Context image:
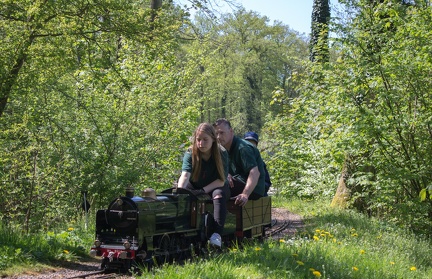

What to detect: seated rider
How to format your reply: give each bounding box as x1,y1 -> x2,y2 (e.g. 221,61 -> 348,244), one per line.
244,131 -> 272,196
213,118 -> 266,207
177,123 -> 229,248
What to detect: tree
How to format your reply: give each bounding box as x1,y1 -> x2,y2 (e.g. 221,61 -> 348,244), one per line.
278,0 -> 432,233
0,0 -> 169,118
185,8 -> 308,132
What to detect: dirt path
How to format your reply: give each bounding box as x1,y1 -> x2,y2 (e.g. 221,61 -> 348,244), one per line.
270,207 -> 305,237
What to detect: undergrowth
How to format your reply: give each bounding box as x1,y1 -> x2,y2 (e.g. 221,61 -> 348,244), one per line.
0,218 -> 93,276
1,197 -> 431,278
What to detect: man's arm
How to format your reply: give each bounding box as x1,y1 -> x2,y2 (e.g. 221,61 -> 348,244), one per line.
234,166 -> 260,206
243,166 -> 260,197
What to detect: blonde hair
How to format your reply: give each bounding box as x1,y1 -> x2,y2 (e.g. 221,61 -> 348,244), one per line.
191,123 -> 225,183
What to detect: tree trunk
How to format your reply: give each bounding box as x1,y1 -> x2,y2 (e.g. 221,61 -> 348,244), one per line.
150,0 -> 163,23
310,0 -> 330,62
330,155 -> 351,208
0,35 -> 34,118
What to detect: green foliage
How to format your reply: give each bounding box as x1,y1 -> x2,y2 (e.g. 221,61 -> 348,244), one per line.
0,0 -> 310,233
1,0 -> 431,244
184,8 -> 309,132
331,1 -> 432,233
263,62 -> 343,199
0,0 -> 200,232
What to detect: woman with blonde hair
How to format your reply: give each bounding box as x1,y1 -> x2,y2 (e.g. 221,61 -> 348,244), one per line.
177,123 -> 229,248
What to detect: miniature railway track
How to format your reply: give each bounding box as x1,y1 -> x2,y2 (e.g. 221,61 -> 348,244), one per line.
65,270 -> 118,279
265,219 -> 290,237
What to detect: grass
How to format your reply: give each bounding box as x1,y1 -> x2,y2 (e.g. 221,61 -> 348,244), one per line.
0,219 -> 93,277
139,196 -> 432,279
1,197 -> 431,278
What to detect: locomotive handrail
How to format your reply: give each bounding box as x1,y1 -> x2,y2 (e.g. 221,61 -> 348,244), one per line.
160,187 -> 206,201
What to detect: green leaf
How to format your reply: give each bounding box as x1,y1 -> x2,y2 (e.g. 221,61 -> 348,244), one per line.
419,188 -> 427,202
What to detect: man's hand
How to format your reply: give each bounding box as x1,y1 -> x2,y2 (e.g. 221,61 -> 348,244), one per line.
234,193 -> 248,207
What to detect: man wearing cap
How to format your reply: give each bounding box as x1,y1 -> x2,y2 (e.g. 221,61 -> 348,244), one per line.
244,131 -> 272,196
213,118 -> 266,206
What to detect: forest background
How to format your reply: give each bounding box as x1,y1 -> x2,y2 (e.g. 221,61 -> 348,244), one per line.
1,0 -> 431,238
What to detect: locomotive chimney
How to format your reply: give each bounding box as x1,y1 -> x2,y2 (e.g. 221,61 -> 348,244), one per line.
125,187 -> 134,198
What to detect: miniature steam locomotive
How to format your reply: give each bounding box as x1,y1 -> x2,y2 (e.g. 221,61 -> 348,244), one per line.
89,187 -> 271,271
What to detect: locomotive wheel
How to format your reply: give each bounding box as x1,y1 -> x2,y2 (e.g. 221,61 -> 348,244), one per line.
169,235 -> 182,260
156,234 -> 171,265
176,236 -> 193,261
101,257 -> 109,269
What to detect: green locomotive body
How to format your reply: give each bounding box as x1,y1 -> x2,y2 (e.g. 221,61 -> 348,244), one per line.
90,187 -> 271,271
